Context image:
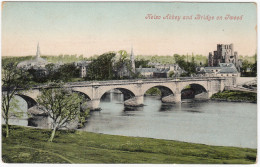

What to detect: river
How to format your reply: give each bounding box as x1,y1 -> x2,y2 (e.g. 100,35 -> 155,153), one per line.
5,93 -> 257,148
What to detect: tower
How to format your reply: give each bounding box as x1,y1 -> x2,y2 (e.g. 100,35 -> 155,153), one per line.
208,52 -> 213,66
130,46 -> 135,73
36,42 -> 41,59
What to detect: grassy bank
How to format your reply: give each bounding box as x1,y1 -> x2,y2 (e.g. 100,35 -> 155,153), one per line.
2,125 -> 257,164
211,90 -> 257,103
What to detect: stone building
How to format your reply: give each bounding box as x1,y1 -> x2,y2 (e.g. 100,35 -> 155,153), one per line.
135,68 -> 158,78
74,61 -> 92,78
136,64 -> 185,78
208,44 -> 242,71
197,63 -> 239,77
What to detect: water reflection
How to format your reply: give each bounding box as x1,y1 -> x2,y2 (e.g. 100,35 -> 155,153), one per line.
159,104 -> 175,112
83,92 -> 257,149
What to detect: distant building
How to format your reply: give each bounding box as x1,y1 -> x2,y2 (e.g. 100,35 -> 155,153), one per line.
208,44 -> 242,71
197,63 -> 239,77
17,43 -> 49,76
74,61 -> 92,78
168,64 -> 186,77
153,68 -> 169,78
136,64 -> 185,78
17,43 -> 49,70
135,68 -> 158,78
145,63 -> 186,77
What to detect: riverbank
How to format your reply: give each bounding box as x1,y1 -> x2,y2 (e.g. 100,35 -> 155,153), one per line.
2,125 -> 256,164
211,90 -> 257,103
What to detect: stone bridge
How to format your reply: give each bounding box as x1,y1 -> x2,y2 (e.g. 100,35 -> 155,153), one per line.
15,77 -> 236,111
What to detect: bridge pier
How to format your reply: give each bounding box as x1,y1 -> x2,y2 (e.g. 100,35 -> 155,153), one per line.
161,93 -> 181,103
88,99 -> 101,111
173,93 -> 181,103
124,95 -> 144,107
207,91 -> 213,99
161,94 -> 175,103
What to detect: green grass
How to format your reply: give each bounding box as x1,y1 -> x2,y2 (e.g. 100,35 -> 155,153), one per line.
2,125 -> 257,164
211,90 -> 257,103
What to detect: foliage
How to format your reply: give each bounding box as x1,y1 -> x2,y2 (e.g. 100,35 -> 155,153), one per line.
37,87 -> 83,142
42,54 -> 84,64
239,55 -> 257,64
2,56 -> 33,66
27,63 -> 80,83
78,102 -> 90,128
113,50 -> 134,79
2,62 -> 32,137
2,125 -> 257,164
85,52 -> 116,80
135,54 -> 208,65
211,91 -> 257,103
145,87 -> 161,96
174,54 -> 196,76
57,63 -> 80,81
168,71 -> 175,78
135,58 -> 153,68
240,57 -> 257,77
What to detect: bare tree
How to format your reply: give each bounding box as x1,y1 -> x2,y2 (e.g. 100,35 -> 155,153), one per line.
2,62 -> 31,137
37,88 -> 83,142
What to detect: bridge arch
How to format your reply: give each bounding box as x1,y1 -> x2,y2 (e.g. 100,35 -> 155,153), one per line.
142,84 -> 177,103
99,87 -> 136,101
71,90 -> 91,100
15,94 -> 37,109
180,83 -> 208,99
71,87 -> 93,101
143,85 -> 175,97
180,81 -> 208,92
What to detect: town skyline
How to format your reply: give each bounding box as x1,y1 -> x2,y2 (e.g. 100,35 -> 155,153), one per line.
2,2 -> 257,57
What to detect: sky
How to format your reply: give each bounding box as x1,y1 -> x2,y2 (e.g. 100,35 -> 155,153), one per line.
1,2 -> 257,57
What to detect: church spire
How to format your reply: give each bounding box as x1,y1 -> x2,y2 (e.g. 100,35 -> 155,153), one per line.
130,46 -> 135,73
36,42 -> 40,59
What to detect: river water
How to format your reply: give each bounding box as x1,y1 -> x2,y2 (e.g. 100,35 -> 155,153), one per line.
6,93 -> 257,148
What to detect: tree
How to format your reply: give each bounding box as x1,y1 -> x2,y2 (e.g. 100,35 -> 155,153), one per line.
168,71 -> 175,78
58,63 -> 80,81
85,52 -> 116,80
2,62 -> 31,137
251,54 -> 257,77
135,59 -> 151,68
37,87 -> 83,142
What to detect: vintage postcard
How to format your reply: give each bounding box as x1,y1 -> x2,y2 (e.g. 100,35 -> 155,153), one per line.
1,0 -> 258,165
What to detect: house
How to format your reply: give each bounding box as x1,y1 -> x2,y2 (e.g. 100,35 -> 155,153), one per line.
136,64 -> 186,78
74,61 -> 92,78
197,63 -> 239,77
135,68 -> 158,78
